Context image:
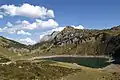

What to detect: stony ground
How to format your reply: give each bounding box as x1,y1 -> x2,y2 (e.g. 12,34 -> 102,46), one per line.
61,65 -> 120,80
0,60 -> 81,80
0,58 -> 120,80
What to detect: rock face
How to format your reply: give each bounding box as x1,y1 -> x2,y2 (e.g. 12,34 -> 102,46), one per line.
40,31 -> 59,42
40,35 -> 53,42
105,34 -> 120,58
53,26 -> 95,45
35,26 -> 120,58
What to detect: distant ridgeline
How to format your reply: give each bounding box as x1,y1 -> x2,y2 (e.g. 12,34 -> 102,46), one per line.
1,25 -> 120,59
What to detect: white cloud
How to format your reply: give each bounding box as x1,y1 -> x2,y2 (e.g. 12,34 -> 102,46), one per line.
0,19 -> 59,34
0,22 -> 15,33
40,35 -> 52,42
4,37 -> 36,45
39,31 -> 51,40
19,38 -> 36,45
39,27 -> 64,40
71,25 -> 84,29
36,19 -> 59,28
17,30 -> 31,36
0,3 -> 54,19
0,26 -> 19,34
51,27 -> 65,32
22,20 -> 37,30
22,20 -> 29,24
23,19 -> 59,30
0,15 -> 3,19
49,25 -> 84,33
47,10 -> 54,18
0,28 -> 2,32
6,22 -> 13,27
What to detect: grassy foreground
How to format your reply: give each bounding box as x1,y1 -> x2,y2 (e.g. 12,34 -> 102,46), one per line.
0,59 -> 120,80
0,60 -> 81,80
61,66 -> 120,80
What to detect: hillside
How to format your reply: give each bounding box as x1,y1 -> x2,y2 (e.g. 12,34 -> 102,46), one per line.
0,36 -> 27,48
0,25 -> 120,60
30,26 -> 120,60
0,36 -> 30,59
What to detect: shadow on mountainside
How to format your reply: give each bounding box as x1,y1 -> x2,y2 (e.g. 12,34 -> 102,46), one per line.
105,34 -> 120,64
112,47 -> 120,64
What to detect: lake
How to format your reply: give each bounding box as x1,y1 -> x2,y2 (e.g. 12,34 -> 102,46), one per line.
40,57 -> 110,68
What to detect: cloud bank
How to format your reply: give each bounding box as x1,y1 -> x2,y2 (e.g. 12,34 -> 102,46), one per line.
23,19 -> 59,30
0,3 -> 54,19
0,19 -> 59,34
19,38 -> 36,45
17,30 -> 31,36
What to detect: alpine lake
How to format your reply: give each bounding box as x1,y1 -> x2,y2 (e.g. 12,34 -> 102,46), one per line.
37,56 -> 111,68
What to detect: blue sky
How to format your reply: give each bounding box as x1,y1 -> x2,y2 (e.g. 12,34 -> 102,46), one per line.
0,0 -> 120,44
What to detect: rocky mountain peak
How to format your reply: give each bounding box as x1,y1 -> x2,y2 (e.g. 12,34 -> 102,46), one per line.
111,25 -> 120,30
61,26 -> 78,34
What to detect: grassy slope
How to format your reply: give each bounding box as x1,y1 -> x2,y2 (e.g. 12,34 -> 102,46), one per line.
0,60 -> 119,80
0,36 -> 27,48
30,42 -> 99,56
0,46 -> 18,58
62,66 -> 120,80
0,60 -> 81,80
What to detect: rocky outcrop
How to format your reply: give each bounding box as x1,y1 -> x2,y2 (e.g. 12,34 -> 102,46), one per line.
53,26 -> 96,45
40,31 -> 59,42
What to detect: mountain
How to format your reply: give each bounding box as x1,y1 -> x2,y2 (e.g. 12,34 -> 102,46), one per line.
0,36 -> 30,58
111,25 -> 120,30
0,36 -> 27,48
1,26 -> 120,60
30,26 -> 120,60
31,31 -> 60,52
40,31 -> 59,42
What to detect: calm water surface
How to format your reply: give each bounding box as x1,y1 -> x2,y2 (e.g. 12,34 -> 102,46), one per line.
42,57 -> 110,68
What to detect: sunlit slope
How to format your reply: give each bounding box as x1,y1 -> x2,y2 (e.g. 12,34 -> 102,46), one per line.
0,46 -> 18,58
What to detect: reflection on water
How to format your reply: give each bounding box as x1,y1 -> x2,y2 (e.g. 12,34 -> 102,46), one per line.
42,57 -> 110,68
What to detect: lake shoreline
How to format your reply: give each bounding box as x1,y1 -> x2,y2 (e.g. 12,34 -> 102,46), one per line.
32,55 -> 110,68
31,55 -> 109,60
